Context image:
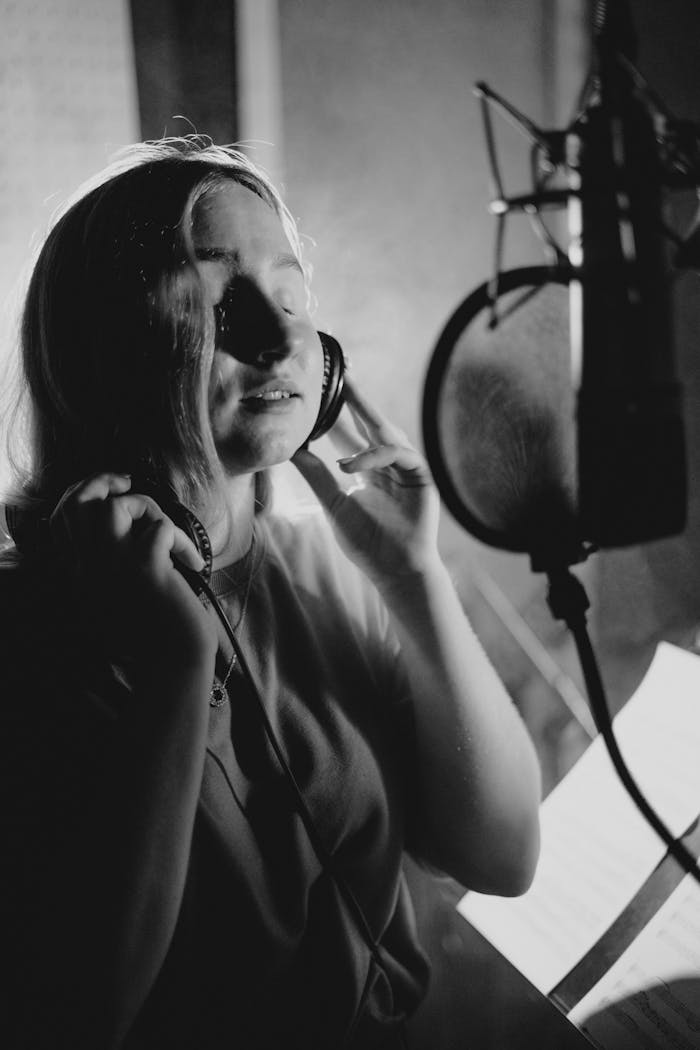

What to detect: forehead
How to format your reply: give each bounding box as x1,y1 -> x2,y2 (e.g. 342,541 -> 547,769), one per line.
192,180 -> 292,260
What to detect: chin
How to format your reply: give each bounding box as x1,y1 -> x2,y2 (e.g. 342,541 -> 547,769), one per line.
215,425 -> 312,474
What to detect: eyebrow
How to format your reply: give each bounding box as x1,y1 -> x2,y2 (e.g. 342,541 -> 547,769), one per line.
194,247 -> 304,277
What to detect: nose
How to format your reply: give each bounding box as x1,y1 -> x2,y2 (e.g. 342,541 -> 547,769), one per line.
214,277 -> 299,366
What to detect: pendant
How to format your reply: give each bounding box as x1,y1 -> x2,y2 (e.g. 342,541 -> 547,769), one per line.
209,683 -> 228,708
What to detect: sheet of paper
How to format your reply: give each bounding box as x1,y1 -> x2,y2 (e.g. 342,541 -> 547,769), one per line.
457,643 -> 700,994
568,874 -> 700,1049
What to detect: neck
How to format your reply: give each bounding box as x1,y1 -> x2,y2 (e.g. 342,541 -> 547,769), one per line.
205,473 -> 258,568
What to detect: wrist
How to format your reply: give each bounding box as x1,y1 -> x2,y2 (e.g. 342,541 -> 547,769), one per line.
372,556 -> 449,604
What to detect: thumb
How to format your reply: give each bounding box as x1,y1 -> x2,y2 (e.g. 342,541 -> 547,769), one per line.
292,448 -> 346,515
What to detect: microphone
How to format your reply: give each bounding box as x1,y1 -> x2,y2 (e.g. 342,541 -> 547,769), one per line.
422,0 -> 700,565
570,7 -> 686,546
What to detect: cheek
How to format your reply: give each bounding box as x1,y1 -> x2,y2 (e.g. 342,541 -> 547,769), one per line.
206,358 -> 225,410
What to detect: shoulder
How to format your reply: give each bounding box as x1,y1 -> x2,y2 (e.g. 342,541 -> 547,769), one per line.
261,507 -> 340,572
261,509 -> 382,613
257,508 -> 404,677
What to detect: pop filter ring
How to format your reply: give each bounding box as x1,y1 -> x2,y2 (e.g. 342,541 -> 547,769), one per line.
422,264 -> 572,555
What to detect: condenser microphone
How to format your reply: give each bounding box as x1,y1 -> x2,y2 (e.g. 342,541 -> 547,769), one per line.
422,0 -> 696,565
571,15 -> 686,547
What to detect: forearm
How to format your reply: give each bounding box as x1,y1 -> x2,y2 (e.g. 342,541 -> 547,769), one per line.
33,654 -> 213,1048
376,560 -> 541,894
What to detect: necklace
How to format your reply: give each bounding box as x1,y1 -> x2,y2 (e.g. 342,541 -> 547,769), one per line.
209,531 -> 256,708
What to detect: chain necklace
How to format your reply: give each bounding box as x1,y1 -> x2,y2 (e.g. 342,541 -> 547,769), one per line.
209,530 -> 257,708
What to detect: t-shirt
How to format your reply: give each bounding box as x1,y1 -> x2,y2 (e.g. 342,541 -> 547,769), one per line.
1,510 -> 430,1049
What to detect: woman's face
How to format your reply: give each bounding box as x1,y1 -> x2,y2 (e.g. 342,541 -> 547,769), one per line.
192,180 -> 323,475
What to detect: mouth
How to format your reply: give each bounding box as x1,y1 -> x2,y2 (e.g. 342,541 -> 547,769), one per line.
240,383 -> 302,412
244,389 -> 298,402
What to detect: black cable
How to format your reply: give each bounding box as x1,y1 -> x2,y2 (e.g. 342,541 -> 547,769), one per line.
198,572 -> 413,1048
172,564 -> 416,1043
199,575 -> 388,962
546,567 -> 700,889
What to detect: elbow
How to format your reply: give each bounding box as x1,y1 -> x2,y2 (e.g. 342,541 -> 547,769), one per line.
491,822 -> 540,896
489,756 -> 542,896
411,756 -> 543,893
452,806 -> 541,897
481,807 -> 541,897
417,811 -> 541,895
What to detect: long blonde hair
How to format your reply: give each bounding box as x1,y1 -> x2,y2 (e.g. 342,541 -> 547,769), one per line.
8,136 -> 307,541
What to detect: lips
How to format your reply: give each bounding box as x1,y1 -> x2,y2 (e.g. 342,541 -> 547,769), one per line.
240,380 -> 301,404
244,389 -> 297,402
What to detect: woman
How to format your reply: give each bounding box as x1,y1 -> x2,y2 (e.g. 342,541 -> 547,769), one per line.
1,137 -> 541,1049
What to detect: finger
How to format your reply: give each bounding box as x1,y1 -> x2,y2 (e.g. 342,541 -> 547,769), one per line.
326,407 -> 367,458
342,377 -> 384,429
133,516 -> 176,569
343,378 -> 400,444
133,516 -> 204,574
50,473 -> 133,562
110,495 -> 205,571
292,448 -> 347,515
71,473 -> 133,504
169,527 -> 207,572
52,472 -> 131,532
337,444 -> 428,477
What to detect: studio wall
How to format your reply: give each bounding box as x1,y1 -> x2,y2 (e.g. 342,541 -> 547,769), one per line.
0,0 -> 138,493
278,0 -> 594,790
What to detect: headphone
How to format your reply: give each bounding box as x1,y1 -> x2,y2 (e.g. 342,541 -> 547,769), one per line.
214,288 -> 346,445
309,331 -> 346,443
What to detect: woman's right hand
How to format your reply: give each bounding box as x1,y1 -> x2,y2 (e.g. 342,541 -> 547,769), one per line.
49,472 -> 216,669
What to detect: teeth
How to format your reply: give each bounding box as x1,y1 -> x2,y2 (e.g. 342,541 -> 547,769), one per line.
255,390 -> 292,400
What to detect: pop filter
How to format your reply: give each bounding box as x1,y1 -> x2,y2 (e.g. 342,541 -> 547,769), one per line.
422,266 -> 586,572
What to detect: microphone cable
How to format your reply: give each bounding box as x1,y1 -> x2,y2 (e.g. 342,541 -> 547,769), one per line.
178,562 -> 412,1050
545,566 -> 700,890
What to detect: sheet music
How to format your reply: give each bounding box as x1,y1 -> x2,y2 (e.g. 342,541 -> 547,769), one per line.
457,643 -> 700,994
568,874 -> 700,1049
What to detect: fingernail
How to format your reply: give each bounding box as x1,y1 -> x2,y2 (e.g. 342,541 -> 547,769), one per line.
337,455 -> 356,466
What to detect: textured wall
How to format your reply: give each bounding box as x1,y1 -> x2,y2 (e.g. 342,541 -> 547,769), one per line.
277,0 -> 594,795
129,0 -> 238,143
0,0 -> 139,494
278,0 -> 550,443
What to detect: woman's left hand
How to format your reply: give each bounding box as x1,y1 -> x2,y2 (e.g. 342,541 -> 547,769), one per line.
292,378 -> 441,586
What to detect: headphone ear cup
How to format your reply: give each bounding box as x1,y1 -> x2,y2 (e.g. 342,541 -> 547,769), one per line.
307,331 -> 346,443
